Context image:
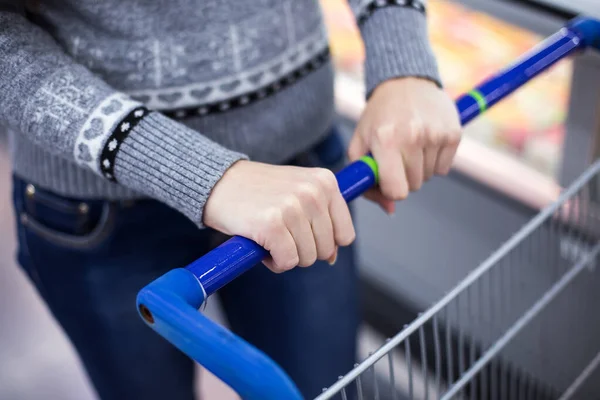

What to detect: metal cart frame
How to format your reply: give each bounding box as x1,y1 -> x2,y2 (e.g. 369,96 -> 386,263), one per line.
317,158 -> 600,399
136,17 -> 600,400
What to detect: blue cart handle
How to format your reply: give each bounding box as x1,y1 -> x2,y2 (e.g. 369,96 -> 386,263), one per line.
137,17 -> 600,400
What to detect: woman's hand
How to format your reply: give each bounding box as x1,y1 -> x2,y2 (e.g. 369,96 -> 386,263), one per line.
203,160 -> 356,273
349,77 -> 462,214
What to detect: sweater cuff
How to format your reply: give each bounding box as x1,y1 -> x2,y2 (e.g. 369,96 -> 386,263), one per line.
359,6 -> 441,97
113,112 -> 247,225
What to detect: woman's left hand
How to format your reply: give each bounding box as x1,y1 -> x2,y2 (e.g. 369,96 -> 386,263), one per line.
348,77 -> 462,215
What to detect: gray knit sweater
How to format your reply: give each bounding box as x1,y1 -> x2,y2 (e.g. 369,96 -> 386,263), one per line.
1,0 -> 440,225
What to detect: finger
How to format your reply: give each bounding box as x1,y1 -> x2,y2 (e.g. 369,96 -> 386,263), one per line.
401,146 -> 424,192
424,146 -> 438,181
310,210 -> 336,261
363,188 -> 396,215
285,210 -> 318,267
329,190 -> 356,246
435,142 -> 459,175
313,168 -> 355,248
371,125 -> 409,201
262,226 -> 298,273
348,132 -> 368,162
262,258 -> 277,272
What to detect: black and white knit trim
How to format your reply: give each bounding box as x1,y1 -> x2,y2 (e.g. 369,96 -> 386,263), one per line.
99,106 -> 149,181
163,48 -> 330,120
74,93 -> 143,176
356,0 -> 426,25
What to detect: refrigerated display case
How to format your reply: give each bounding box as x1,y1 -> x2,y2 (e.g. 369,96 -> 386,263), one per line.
325,0 -> 572,179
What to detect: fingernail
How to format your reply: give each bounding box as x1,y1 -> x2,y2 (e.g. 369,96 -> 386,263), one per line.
328,250 -> 338,266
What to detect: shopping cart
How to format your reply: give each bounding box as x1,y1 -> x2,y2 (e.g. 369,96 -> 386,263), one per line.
137,17 -> 600,400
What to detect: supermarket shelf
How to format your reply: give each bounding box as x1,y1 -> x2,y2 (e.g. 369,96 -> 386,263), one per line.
334,72 -> 562,210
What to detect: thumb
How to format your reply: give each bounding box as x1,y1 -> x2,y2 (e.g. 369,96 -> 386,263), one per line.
348,133 -> 368,162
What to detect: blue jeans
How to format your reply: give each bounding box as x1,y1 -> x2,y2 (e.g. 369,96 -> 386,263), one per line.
11,134 -> 359,400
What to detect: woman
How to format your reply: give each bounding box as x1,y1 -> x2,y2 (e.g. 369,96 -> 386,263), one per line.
1,0 -> 461,398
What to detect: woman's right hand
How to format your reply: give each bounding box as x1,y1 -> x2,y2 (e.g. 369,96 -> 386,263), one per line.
203,160 -> 356,273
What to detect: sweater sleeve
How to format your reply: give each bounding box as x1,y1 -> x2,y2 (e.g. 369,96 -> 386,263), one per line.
0,5 -> 246,224
345,0 -> 441,97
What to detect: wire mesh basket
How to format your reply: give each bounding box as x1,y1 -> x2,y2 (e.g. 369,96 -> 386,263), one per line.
317,160 -> 600,400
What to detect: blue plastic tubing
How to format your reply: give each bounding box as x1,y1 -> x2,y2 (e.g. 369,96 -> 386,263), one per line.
136,18 -> 600,400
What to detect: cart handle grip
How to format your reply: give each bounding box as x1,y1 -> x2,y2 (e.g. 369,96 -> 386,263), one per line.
137,17 -> 600,400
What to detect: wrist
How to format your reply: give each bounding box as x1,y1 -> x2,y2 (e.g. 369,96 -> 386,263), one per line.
203,159 -> 251,228
378,76 -> 438,89
371,76 -> 440,100
112,112 -> 248,226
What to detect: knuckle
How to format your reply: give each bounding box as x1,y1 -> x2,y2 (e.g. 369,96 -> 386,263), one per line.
255,210 -> 284,245
282,256 -> 299,271
339,231 -> 356,246
405,129 -> 422,146
296,183 -> 322,207
264,209 -> 285,231
314,168 -> 337,190
425,127 -> 442,145
404,120 -> 425,144
281,195 -> 303,218
375,124 -> 396,147
273,254 -> 299,273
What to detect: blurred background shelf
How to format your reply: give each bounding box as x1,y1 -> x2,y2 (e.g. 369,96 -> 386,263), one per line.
323,0 -> 574,182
